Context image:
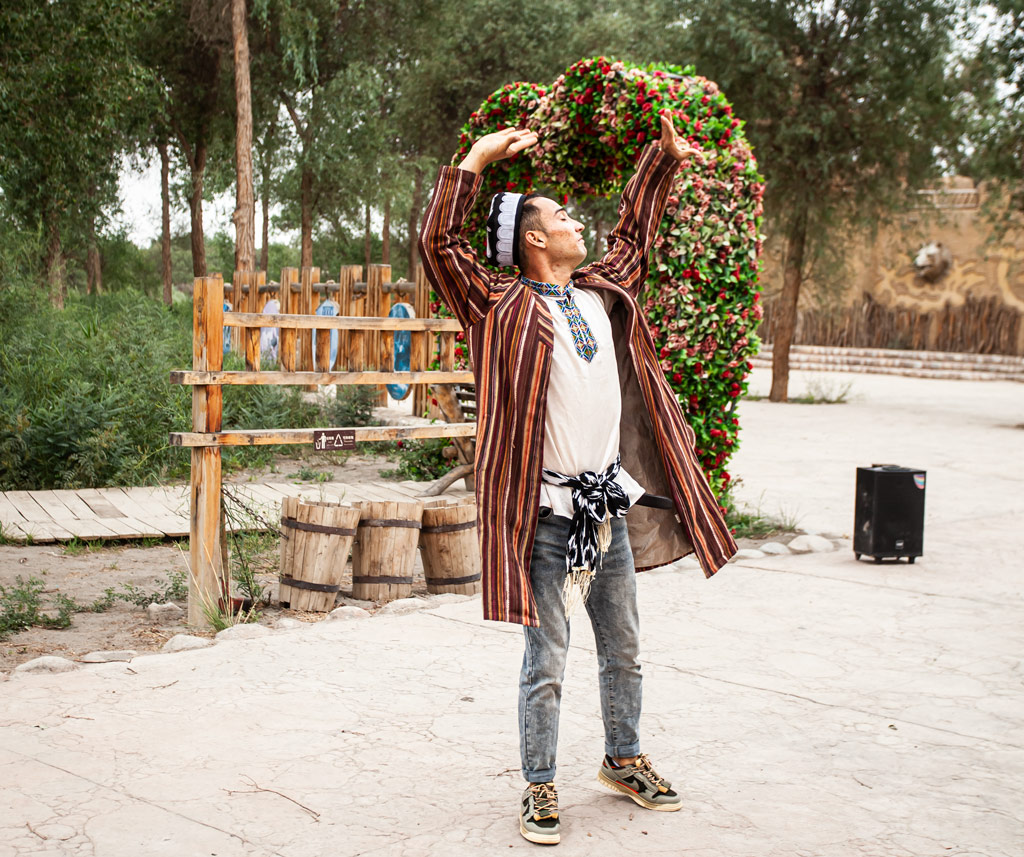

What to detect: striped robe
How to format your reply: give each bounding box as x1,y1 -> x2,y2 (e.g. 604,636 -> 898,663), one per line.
418,143 -> 737,626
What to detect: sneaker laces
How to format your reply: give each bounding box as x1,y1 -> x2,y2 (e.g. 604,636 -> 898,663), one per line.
529,782 -> 558,818
633,754 -> 670,792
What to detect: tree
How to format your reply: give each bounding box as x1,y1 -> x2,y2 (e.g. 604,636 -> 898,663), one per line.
646,0 -> 966,400
141,0 -> 234,278
965,0 -> 1024,233
231,0 -> 256,272
0,0 -> 152,304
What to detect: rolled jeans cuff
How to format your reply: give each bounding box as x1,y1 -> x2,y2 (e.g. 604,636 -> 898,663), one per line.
606,741 -> 641,759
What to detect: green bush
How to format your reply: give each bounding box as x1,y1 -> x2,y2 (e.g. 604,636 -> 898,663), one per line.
0,285 -> 323,490
380,437 -> 459,481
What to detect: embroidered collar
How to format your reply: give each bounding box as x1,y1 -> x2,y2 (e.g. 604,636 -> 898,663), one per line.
521,275 -> 573,299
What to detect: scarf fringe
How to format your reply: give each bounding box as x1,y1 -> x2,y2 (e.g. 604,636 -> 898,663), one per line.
562,566 -> 595,620
562,517 -> 613,620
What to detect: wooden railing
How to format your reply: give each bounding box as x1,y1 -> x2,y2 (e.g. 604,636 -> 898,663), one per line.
170,272 -> 473,627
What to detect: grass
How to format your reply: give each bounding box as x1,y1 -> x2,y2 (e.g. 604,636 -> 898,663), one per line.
724,488 -> 800,540
747,377 -> 853,404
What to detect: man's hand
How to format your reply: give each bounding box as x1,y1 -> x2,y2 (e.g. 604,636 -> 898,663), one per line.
657,113 -> 707,165
457,127 -> 539,175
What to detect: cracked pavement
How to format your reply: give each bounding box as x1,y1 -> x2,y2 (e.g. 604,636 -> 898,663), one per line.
1,368 -> 1022,856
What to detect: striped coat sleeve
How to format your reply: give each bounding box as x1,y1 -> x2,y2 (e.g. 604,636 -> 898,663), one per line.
417,165 -> 495,330
584,144 -> 680,299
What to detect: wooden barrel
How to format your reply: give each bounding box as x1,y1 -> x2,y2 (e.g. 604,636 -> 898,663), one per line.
419,499 -> 482,596
279,498 -> 360,612
351,499 -> 424,602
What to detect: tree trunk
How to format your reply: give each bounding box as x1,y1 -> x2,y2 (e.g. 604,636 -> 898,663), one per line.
86,216 -> 102,295
364,201 -> 371,272
381,196 -> 391,265
231,0 -> 256,273
188,142 -> 208,278
407,167 -> 423,276
769,208 -> 809,402
260,185 -> 270,272
159,142 -> 173,306
43,210 -> 66,308
299,161 -> 313,268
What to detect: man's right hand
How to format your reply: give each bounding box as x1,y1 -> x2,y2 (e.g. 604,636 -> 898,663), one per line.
457,127 -> 538,175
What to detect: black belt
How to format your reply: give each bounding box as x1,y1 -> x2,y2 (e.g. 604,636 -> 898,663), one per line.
635,492 -> 674,510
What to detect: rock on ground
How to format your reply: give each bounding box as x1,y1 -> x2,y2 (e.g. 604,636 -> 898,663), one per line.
787,534 -> 836,554
760,541 -> 791,555
161,634 -> 214,653
147,602 -> 184,623
328,606 -> 371,621
377,598 -> 429,616
214,623 -> 272,642
731,548 -> 767,562
81,650 -> 137,663
13,656 -> 78,674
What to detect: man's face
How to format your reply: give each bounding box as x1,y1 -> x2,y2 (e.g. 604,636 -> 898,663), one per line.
525,197 -> 586,268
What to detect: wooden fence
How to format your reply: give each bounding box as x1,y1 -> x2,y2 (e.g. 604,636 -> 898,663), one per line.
760,293 -> 1024,356
169,266 -> 473,627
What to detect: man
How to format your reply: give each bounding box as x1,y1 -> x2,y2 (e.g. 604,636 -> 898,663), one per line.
418,114 -> 736,845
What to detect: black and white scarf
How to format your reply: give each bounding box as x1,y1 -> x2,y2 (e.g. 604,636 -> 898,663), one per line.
541,454 -> 631,617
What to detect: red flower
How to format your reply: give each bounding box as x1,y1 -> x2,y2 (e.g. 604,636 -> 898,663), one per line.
455,346 -> 464,358
396,440 -> 404,448
672,372 -> 682,383
637,131 -> 646,143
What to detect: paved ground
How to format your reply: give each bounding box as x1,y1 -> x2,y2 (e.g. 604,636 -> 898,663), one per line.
2,368 -> 1022,857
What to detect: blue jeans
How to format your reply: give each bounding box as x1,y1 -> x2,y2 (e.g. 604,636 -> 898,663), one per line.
519,510 -> 642,783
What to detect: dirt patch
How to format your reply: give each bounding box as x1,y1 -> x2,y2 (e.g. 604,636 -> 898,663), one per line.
0,542 -> 197,672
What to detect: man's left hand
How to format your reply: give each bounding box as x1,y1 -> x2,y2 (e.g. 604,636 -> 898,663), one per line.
657,113 -> 707,164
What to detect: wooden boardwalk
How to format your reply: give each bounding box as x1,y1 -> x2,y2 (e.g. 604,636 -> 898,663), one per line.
0,480 -> 471,544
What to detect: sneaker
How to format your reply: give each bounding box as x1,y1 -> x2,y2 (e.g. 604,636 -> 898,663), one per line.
597,754 -> 682,812
520,781 -> 561,845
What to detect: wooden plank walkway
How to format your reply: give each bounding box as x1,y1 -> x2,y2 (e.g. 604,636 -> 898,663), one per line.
0,480 -> 471,544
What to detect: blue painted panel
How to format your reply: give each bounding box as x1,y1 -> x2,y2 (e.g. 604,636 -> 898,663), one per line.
387,302 -> 414,400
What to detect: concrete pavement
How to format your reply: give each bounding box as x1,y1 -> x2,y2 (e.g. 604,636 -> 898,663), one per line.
2,368 -> 1022,857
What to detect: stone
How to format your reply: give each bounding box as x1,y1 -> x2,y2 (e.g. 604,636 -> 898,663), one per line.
787,534 -> 836,554
161,634 -> 214,653
423,593 -> 473,606
730,548 -> 767,562
759,541 -> 792,555
275,617 -> 306,630
335,595 -> 376,611
81,650 -> 137,663
14,656 -> 78,674
214,623 -> 272,641
328,605 -> 371,621
377,598 -> 428,616
147,602 -> 184,623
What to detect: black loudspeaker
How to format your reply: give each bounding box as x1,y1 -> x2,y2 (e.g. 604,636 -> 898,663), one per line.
854,465 -> 926,564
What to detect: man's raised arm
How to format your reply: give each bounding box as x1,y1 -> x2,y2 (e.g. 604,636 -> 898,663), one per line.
586,114 -> 705,299
418,128 -> 538,330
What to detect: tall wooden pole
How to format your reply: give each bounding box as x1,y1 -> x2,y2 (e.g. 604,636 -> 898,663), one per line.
189,276 -> 225,627
231,0 -> 255,273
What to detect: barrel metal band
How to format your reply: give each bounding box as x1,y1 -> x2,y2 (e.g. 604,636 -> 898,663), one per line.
421,520 -> 475,534
281,516 -> 357,537
352,575 -> 414,584
280,575 -> 341,593
425,573 -> 481,586
359,519 -> 421,529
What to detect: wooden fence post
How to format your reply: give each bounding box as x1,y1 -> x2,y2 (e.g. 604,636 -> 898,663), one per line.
300,266 -> 320,390
189,276 -> 226,628
412,265 -> 430,417
367,264 -> 390,405
279,267 -> 298,371
237,269 -> 260,371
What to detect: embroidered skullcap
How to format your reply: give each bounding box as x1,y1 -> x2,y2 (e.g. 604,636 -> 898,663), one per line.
485,192 -> 526,268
